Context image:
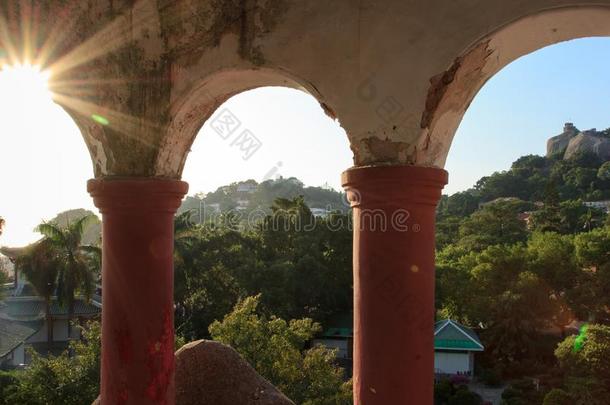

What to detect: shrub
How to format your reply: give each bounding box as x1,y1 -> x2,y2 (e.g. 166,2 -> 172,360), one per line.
0,371 -> 18,405
435,379 -> 453,403
435,379 -> 482,405
2,322 -> 101,405
542,388 -> 572,405
501,378 -> 543,405
209,296 -> 352,405
480,368 -> 502,387
448,387 -> 483,405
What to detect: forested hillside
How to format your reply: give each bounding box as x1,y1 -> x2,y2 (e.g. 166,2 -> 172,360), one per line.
179,177 -> 347,224
436,151 -> 610,249
435,150 -> 610,402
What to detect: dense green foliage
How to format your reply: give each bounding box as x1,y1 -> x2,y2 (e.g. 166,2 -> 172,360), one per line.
210,295 -> 352,405
544,324 -> 610,403
437,222 -> 610,375
501,378 -> 545,405
174,196 -> 352,341
14,215 -> 100,345
434,152 -> 610,405
437,152 -> 610,251
0,322 -> 101,405
434,379 -> 483,405
35,214 -> 100,310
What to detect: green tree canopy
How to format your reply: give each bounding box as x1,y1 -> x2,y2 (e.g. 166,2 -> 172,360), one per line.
2,322 -> 101,405
209,295 -> 352,405
553,324 -> 610,403
457,199 -> 530,251
35,214 -> 100,336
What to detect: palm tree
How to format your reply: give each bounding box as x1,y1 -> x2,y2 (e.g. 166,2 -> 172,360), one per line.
15,239 -> 60,347
36,214 -> 100,337
173,211 -> 197,336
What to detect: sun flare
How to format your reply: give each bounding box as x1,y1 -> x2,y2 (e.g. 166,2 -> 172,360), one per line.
0,63 -> 53,110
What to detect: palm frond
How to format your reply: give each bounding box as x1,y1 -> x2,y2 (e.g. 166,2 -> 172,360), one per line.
69,214 -> 98,245
79,245 -> 101,256
36,222 -> 67,245
15,240 -> 59,298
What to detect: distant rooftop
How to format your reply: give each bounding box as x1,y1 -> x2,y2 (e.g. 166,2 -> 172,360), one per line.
0,318 -> 36,358
434,319 -> 484,352
1,297 -> 100,322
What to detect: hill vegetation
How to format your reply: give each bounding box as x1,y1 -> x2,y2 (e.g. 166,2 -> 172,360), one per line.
179,177 -> 347,225
435,149 -> 610,402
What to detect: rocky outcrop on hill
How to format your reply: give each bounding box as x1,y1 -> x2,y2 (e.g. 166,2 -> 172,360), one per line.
547,122 -> 579,157
547,123 -> 610,160
564,131 -> 610,161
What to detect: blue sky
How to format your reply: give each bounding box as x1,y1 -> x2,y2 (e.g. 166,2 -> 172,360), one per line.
1,37 -> 609,245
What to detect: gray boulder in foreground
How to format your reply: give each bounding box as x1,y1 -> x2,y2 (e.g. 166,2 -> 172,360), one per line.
175,340 -> 295,405
93,340 -> 295,405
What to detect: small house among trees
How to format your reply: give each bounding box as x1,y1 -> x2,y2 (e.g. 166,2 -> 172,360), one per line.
434,319 -> 484,375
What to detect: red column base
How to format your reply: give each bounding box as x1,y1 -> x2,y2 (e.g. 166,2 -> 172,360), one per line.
342,165 -> 447,405
88,179 -> 188,405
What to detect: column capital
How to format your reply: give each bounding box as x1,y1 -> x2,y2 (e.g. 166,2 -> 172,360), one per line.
341,165 -> 448,207
88,178 -> 189,214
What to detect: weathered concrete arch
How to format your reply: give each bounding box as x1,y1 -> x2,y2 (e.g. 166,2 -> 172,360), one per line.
420,5 -> 610,168
155,67 -> 334,178
12,0 -> 610,179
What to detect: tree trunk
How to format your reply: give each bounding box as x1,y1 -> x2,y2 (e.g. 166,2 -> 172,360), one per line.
46,298 -> 53,351
68,298 -> 74,338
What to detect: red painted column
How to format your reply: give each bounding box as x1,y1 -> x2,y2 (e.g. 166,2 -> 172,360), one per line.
342,165 -> 447,405
88,179 -> 188,405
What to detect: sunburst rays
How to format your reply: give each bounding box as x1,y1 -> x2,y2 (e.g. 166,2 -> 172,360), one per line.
0,62 -> 51,106
0,0 -> 171,150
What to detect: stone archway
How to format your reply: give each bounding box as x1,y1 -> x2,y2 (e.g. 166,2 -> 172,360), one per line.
419,5 -> 610,169
155,67 -> 340,178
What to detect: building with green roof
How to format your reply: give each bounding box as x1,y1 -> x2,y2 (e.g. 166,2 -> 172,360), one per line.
313,313 -> 353,366
434,319 -> 484,375
314,316 -> 484,377
0,280 -> 101,365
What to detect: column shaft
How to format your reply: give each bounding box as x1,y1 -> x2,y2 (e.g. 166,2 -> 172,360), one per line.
88,179 -> 188,405
342,165 -> 447,405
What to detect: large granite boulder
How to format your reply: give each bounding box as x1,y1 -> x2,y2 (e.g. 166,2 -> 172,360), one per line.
92,340 -> 294,405
564,131 -> 610,161
175,340 -> 294,405
546,122 -> 579,157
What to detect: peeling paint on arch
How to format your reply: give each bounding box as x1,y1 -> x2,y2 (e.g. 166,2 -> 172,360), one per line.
414,40 -> 493,167
413,6 -> 610,168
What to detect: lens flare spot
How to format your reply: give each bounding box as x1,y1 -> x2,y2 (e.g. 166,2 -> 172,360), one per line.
91,114 -> 110,126
573,324 -> 588,352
